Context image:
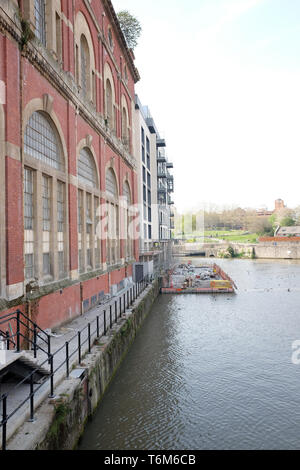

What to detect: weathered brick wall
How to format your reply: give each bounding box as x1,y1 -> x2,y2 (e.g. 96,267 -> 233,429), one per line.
0,0 -> 139,329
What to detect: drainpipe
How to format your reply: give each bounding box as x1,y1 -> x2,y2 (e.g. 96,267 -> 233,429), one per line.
80,282 -> 83,315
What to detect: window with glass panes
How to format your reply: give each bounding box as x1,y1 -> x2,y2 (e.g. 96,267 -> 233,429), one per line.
57,181 -> 65,278
42,175 -> 51,276
24,168 -> 35,279
78,189 -> 84,273
141,127 -> 145,163
123,182 -> 132,259
25,112 -> 61,170
146,137 -> 150,170
78,148 -> 97,188
80,36 -> 89,98
106,168 -> 119,265
105,79 -> 113,129
77,148 -> 99,273
24,112 -> 67,284
94,196 -> 100,268
86,193 -> 92,269
34,0 -> 46,46
122,107 -> 128,147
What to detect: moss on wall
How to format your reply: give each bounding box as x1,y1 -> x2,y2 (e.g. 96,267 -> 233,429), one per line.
34,280 -> 160,450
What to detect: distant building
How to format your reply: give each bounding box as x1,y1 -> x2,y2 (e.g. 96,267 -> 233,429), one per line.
256,209 -> 273,217
275,199 -> 286,212
133,95 -> 159,251
276,226 -> 300,237
133,96 -> 174,279
257,199 -> 286,217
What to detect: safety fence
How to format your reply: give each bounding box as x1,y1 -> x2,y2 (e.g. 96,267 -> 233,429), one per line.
0,277 -> 151,450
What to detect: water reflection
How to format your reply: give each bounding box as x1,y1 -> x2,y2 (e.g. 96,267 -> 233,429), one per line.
78,259 -> 300,450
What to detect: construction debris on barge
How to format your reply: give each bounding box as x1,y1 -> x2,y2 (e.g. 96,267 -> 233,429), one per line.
161,262 -> 237,294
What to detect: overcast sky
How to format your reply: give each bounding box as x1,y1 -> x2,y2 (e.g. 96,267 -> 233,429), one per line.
113,0 -> 300,212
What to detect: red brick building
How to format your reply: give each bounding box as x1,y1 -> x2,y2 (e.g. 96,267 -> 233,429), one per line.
0,0 -> 140,330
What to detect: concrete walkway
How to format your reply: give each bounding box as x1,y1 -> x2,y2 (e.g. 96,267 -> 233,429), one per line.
0,281 -> 150,449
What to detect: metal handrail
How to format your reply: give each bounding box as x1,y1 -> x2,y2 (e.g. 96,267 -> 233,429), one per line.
0,311 -> 51,360
0,278 -> 151,450
0,310 -> 47,338
0,330 -> 16,350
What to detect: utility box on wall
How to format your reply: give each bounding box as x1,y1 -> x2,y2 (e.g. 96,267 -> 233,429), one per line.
133,262 -> 153,282
133,263 -> 145,283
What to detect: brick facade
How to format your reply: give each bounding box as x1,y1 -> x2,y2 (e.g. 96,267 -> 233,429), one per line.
0,0 -> 140,330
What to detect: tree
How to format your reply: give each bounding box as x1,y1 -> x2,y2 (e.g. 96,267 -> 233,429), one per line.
117,10 -> 142,50
269,214 -> 278,234
227,246 -> 236,258
280,216 -> 296,227
292,206 -> 300,225
270,208 -> 296,229
246,215 -> 273,235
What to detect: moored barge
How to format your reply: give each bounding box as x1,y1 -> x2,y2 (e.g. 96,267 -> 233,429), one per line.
161,263 -> 237,294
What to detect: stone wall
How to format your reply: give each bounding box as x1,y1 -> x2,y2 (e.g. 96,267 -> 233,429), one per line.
254,243 -> 300,260
227,242 -> 300,260
7,280 -> 160,450
174,242 -> 300,260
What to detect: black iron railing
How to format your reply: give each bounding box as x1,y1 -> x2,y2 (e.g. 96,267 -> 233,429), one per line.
0,278 -> 151,450
0,310 -> 51,359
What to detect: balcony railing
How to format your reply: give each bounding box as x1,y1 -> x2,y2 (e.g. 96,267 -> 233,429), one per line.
156,138 -> 166,148
139,239 -> 165,254
158,182 -> 167,192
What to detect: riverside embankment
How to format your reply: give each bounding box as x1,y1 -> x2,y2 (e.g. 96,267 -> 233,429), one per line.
78,258 -> 300,450
174,241 -> 300,259
5,280 -> 160,450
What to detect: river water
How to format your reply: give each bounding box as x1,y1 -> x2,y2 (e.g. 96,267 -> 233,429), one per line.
78,258 -> 300,450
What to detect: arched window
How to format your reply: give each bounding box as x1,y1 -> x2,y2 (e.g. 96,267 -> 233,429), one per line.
121,96 -> 130,151
124,65 -> 128,83
35,0 -> 46,46
106,168 -> 118,198
108,28 -> 113,49
122,107 -> 128,147
24,111 -> 62,170
28,1 -> 63,61
123,181 -> 133,260
75,12 -> 96,105
123,182 -> 131,206
80,35 -> 90,99
77,147 -> 100,273
78,148 -> 97,188
106,168 -> 119,266
24,111 -> 67,284
105,79 -> 114,129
